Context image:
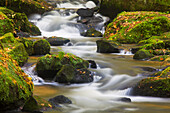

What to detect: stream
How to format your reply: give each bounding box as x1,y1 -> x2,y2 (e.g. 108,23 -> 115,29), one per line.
24,0 -> 170,113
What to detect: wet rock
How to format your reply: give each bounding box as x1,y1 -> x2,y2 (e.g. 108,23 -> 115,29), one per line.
81,28 -> 103,37
77,8 -> 94,17
96,39 -> 120,53
55,64 -> 76,83
46,36 -> 70,46
22,96 -> 40,112
48,95 -> 72,107
88,60 -> 97,68
133,49 -> 154,60
118,97 -> 131,102
55,64 -> 93,83
33,39 -> 50,55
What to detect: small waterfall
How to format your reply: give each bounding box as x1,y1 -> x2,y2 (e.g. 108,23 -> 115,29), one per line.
29,0 -> 108,38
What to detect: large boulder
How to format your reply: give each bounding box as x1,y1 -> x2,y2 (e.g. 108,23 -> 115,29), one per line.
0,0 -> 53,16
133,49 -> 154,60
100,0 -> 170,19
81,28 -> 103,37
36,53 -> 89,80
130,67 -> 170,98
0,7 -> 41,36
33,39 -> 50,55
104,12 -> 170,44
0,51 -> 33,111
46,36 -> 70,46
96,39 -> 120,53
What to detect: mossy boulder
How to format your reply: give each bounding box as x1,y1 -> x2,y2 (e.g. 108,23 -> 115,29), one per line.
36,53 -> 89,80
0,11 -> 14,36
7,43 -> 29,66
46,36 -> 70,46
23,95 -> 53,112
0,32 -> 17,43
104,12 -> 170,44
100,0 -> 170,19
96,39 -> 120,53
17,37 -> 33,55
33,39 -> 50,55
133,49 -> 154,60
0,7 -> 41,36
0,33 -> 29,66
131,67 -> 170,97
55,64 -> 93,83
0,0 -> 53,16
81,28 -> 103,37
0,51 -> 33,111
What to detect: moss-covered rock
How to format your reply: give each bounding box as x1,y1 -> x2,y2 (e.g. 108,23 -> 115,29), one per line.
23,95 -> 53,112
0,11 -> 14,36
104,12 -> 170,44
0,32 -> 17,43
55,64 -> 93,83
96,39 -> 120,53
0,51 -> 33,111
100,0 -> 170,19
6,43 -> 29,66
33,39 -> 50,55
81,28 -> 103,37
131,66 -> 170,97
36,53 -> 89,80
133,49 -> 154,60
0,0 -> 53,16
17,37 -> 33,55
0,33 -> 28,66
0,7 -> 41,36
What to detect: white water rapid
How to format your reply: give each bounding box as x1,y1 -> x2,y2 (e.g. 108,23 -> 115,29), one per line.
25,0 -> 170,113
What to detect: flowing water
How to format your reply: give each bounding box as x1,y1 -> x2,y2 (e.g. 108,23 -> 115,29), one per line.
26,0 -> 170,113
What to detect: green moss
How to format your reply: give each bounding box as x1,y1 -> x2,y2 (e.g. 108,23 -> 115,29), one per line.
132,77 -> 170,97
17,37 -> 33,55
33,39 -> 50,55
0,0 -> 53,16
0,7 -> 41,36
0,32 -> 17,43
36,53 -> 89,79
133,49 -> 154,60
0,11 -> 14,36
7,43 -> 29,66
0,51 -> 33,110
104,12 -> 170,44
